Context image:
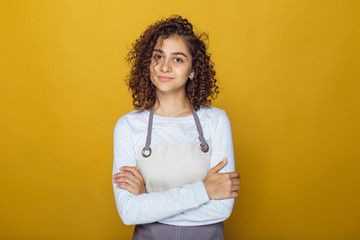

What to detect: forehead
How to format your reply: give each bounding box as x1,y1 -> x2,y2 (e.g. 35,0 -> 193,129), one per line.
154,36 -> 190,54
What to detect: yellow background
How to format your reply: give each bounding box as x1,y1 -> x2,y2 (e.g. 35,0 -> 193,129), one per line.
1,0 -> 359,239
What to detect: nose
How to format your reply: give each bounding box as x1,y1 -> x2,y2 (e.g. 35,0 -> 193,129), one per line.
160,59 -> 172,73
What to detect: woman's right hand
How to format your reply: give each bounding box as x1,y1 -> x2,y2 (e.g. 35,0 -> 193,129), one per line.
202,158 -> 240,200
113,166 -> 148,195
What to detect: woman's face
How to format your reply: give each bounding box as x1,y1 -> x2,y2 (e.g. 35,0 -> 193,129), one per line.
149,36 -> 194,95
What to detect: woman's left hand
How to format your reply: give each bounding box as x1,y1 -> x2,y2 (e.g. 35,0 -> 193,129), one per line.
113,166 -> 147,195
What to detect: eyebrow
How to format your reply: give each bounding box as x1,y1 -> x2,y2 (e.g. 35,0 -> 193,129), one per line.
153,49 -> 188,58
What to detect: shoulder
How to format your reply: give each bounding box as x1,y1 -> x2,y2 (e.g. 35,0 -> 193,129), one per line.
114,109 -> 147,133
200,106 -> 230,124
200,106 -> 232,137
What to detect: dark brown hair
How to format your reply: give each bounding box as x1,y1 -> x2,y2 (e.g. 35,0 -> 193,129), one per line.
126,15 -> 219,110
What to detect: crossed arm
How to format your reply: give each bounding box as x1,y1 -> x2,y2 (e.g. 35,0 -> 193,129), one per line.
114,159 -> 239,199
113,161 -> 239,225
113,158 -> 240,224
112,110 -> 240,226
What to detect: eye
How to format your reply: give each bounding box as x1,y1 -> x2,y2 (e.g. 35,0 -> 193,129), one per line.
153,54 -> 163,60
174,58 -> 183,63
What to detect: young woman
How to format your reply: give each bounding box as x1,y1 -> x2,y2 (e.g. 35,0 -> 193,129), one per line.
112,15 -> 240,240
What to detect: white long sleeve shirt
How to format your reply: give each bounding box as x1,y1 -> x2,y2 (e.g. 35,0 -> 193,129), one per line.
112,106 -> 236,226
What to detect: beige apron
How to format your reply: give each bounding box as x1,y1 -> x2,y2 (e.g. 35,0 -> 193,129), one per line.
133,107 -> 224,240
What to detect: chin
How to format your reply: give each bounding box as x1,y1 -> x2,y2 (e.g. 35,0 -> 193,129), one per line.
155,87 -> 174,93
155,85 -> 185,94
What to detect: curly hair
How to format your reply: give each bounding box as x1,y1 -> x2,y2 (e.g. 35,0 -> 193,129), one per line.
125,15 -> 219,111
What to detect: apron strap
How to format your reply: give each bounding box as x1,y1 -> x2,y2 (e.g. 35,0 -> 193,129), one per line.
142,107 -> 154,157
142,106 -> 209,158
191,108 -> 209,152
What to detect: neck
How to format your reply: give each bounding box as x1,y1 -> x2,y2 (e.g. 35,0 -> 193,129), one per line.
153,90 -> 192,117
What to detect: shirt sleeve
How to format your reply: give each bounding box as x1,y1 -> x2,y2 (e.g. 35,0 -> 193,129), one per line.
112,116 -> 211,225
159,109 -> 236,225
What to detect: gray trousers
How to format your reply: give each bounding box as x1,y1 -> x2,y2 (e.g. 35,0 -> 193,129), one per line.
132,222 -> 224,240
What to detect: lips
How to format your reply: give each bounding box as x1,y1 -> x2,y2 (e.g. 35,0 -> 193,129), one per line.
158,76 -> 174,82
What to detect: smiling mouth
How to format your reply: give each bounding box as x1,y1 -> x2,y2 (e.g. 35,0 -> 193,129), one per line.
158,76 -> 174,82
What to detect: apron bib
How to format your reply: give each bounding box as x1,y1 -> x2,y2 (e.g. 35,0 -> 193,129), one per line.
133,107 -> 224,240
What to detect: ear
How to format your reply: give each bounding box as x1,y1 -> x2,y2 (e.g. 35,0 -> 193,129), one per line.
189,70 -> 195,79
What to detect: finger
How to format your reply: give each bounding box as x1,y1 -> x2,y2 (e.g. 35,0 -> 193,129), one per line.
119,172 -> 144,187
113,171 -> 132,179
113,172 -> 134,180
209,158 -> 227,173
231,179 -> 240,186
113,172 -> 125,178
120,166 -> 141,177
116,183 -> 129,189
113,176 -> 137,185
113,172 -> 121,179
232,185 -> 240,191
116,183 -> 135,194
228,171 -> 240,178
113,176 -> 129,184
229,192 -> 238,198
114,171 -> 140,183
